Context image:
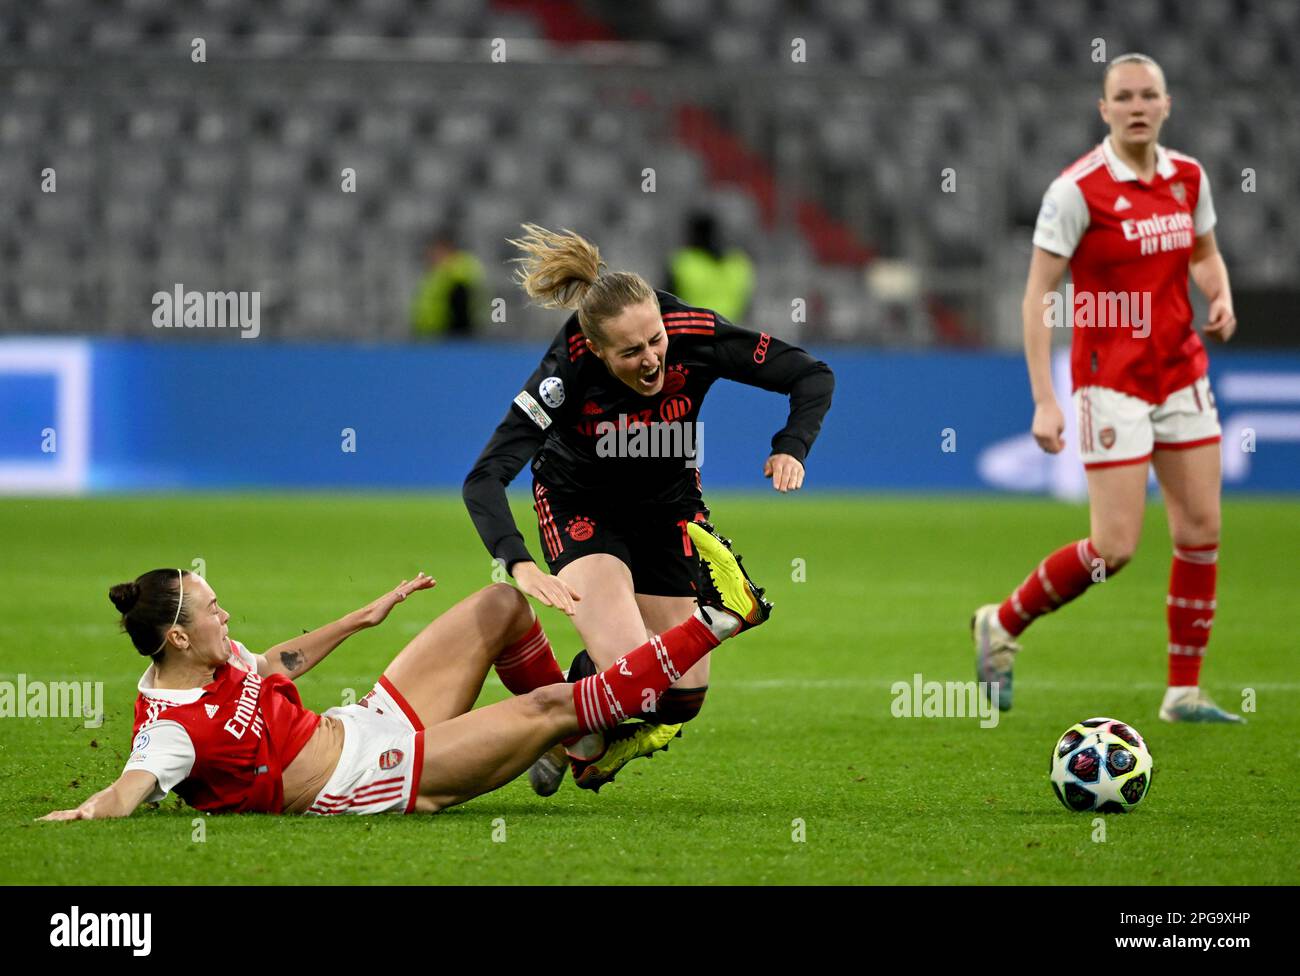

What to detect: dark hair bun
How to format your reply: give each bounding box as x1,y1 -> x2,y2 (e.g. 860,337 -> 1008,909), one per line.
109,581 -> 141,614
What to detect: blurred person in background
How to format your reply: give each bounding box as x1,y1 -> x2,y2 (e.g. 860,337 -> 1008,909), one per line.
667,210 -> 754,325
411,228 -> 485,338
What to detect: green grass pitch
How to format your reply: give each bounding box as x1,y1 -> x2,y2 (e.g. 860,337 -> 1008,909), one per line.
1,493 -> 1296,885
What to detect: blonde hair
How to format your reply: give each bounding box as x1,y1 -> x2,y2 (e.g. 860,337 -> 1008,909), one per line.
507,223 -> 657,346
1103,52 -> 1167,96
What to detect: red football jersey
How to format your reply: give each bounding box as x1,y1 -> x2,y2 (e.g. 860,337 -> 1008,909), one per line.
126,640 -> 321,813
1033,137 -> 1217,403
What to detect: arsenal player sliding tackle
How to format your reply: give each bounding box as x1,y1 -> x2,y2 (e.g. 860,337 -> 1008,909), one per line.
39,522 -> 770,822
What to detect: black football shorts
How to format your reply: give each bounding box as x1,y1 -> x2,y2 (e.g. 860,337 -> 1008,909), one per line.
531,480 -> 709,597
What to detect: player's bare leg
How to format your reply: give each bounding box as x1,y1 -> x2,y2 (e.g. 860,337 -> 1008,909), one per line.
412,684 -> 578,811
560,556 -> 713,789
556,553 -> 650,753
382,582 -> 539,728
630,594 -> 708,747
1085,461 -> 1149,571
413,540 -> 769,812
559,554 -> 651,671
525,581 -> 704,794
611,522 -> 773,766
1152,443 -> 1241,722
536,592 -> 703,791
975,460 -> 1147,709
517,554 -> 650,794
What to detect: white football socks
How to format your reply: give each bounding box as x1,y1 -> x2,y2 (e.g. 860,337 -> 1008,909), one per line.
695,605 -> 741,641
566,733 -> 605,762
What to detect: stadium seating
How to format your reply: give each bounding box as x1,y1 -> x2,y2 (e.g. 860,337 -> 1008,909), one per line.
0,0 -> 1294,343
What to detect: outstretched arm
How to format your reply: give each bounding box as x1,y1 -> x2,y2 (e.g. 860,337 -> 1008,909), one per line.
463,322 -> 573,575
258,573 -> 437,679
463,408 -> 548,575
711,315 -> 835,492
39,769 -> 158,821
462,413 -> 581,615
462,325 -> 583,615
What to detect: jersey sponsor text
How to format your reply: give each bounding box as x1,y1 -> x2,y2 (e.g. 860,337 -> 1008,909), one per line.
224,671 -> 266,740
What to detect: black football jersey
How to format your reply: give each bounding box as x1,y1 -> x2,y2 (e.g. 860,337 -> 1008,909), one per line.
463,291 -> 834,572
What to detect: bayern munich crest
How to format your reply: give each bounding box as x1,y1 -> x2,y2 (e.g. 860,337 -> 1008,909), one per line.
566,516 -> 596,541
663,364 -> 688,394
378,748 -> 404,770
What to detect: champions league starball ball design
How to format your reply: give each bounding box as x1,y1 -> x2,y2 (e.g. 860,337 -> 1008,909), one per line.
1050,717 -> 1153,813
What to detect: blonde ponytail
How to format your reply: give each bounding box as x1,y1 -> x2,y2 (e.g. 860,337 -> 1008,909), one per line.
508,224 -> 604,311
507,223 -> 657,345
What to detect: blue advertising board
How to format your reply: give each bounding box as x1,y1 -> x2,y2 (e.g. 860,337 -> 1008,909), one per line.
1,339 -> 1297,495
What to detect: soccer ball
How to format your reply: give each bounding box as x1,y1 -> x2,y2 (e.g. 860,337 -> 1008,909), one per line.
1049,717 -> 1153,813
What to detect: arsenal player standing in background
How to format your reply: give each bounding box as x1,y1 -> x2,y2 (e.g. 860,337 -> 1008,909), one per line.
973,54 -> 1243,723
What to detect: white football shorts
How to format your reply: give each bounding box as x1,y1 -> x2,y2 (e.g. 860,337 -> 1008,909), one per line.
1074,375 -> 1221,469
306,677 -> 424,816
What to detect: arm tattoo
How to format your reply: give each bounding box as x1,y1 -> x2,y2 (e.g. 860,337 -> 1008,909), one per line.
279,649 -> 304,673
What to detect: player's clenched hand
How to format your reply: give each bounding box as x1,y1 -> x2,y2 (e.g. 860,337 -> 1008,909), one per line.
1203,298 -> 1236,343
357,571 -> 436,628
764,453 -> 805,492
513,562 -> 581,616
1031,400 -> 1066,454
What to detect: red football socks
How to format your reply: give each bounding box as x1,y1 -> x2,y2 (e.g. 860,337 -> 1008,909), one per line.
997,538 -> 1112,637
494,618 -> 565,696
1167,544 -> 1218,687
572,613 -> 721,734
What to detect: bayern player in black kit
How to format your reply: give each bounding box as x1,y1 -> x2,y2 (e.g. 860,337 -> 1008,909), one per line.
463,225 -> 834,792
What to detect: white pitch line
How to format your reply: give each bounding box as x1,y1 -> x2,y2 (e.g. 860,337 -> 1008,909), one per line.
724,679 -> 1300,692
